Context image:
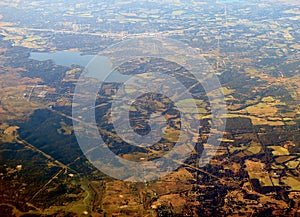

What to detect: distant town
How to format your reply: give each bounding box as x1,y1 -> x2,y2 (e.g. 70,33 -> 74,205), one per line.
0,0 -> 300,216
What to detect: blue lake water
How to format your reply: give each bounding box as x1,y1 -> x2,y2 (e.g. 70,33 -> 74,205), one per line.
29,51 -> 131,82
218,0 -> 245,3
29,51 -> 95,67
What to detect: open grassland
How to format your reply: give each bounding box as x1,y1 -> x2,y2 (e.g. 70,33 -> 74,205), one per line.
0,67 -> 43,121
268,146 -> 290,156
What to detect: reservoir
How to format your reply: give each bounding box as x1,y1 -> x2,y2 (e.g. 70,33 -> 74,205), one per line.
29,51 -> 131,82
29,51 -> 95,67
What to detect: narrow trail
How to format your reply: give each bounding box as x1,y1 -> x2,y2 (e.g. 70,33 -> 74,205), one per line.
15,137 -> 80,203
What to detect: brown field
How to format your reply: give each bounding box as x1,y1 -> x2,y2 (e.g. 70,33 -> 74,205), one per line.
0,67 -> 46,121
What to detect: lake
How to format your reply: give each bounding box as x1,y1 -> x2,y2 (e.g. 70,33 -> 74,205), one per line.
29,51 -> 95,67
29,51 -> 131,82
